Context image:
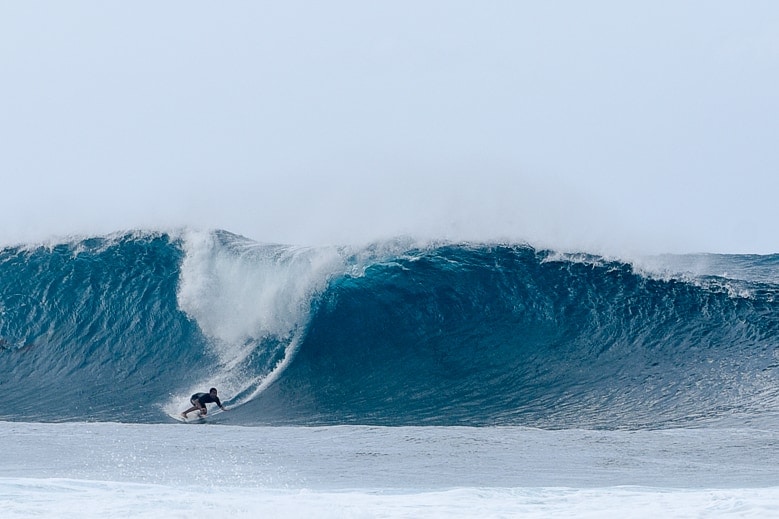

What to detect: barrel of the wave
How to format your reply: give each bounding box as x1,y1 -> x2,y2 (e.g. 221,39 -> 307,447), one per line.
237,245 -> 779,428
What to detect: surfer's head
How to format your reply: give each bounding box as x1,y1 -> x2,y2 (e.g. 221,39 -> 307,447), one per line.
209,387 -> 217,395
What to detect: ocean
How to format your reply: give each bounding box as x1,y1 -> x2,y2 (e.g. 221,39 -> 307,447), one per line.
1,229 -> 777,517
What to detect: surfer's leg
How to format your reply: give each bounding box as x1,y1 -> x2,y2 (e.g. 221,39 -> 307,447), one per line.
182,400 -> 199,418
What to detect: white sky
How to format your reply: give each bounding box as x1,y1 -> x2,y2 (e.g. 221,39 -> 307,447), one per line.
1,2 -> 777,254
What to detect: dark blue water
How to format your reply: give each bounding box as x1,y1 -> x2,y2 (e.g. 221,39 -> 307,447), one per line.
1,230 -> 777,428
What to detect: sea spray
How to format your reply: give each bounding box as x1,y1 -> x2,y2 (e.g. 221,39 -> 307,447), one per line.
167,230 -> 347,413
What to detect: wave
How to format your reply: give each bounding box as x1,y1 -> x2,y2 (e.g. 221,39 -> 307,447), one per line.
1,230 -> 777,428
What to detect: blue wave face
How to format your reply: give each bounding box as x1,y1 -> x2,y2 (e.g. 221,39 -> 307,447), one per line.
0,233 -> 212,421
248,246 -> 779,427
1,231 -> 778,428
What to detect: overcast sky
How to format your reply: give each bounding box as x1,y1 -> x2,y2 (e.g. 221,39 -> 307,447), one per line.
1,2 -> 777,254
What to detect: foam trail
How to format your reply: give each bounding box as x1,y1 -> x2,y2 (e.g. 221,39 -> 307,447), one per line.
162,230 -> 346,417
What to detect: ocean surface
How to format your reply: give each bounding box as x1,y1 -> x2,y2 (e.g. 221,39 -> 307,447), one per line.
1,229 -> 778,517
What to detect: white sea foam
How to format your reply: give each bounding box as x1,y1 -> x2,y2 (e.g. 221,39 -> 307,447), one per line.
2,421 -> 778,518
3,479 -> 777,519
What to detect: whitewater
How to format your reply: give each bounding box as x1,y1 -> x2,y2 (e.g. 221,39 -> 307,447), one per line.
1,229 -> 778,517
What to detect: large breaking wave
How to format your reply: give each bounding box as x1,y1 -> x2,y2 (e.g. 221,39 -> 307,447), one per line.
1,230 -> 777,428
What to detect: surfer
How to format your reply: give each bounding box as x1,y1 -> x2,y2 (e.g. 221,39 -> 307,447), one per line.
181,388 -> 228,418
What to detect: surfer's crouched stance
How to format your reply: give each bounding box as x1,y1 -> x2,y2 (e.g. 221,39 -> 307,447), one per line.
182,387 -> 228,418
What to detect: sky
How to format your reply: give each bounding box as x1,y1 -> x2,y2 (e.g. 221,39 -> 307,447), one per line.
1,1 -> 778,254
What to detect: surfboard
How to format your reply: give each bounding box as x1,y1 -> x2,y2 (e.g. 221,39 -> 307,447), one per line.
173,413 -> 206,424
168,406 -> 224,423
